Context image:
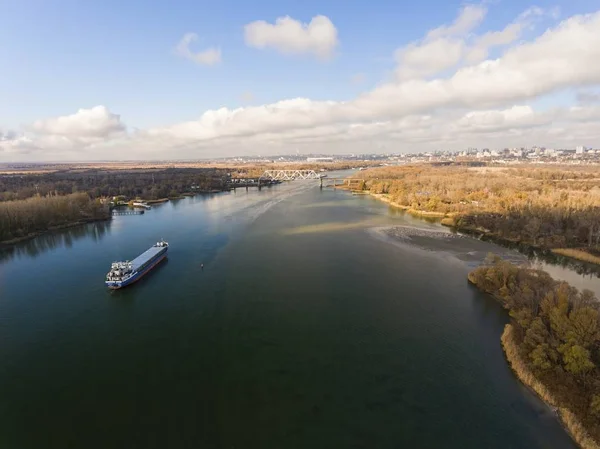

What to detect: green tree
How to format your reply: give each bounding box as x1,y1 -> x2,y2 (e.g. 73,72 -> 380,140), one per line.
567,307 -> 600,349
560,343 -> 595,378
529,343 -> 554,371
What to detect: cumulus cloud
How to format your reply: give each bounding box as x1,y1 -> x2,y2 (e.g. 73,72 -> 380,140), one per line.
396,4 -> 555,80
395,5 -> 486,80
174,33 -> 221,66
1,106 -> 126,158
426,4 -> 487,40
32,106 -> 125,138
143,10 -> 600,147
465,6 -> 551,63
244,15 -> 338,60
3,8 -> 600,161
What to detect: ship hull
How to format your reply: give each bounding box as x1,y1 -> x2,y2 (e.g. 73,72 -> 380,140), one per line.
106,250 -> 167,289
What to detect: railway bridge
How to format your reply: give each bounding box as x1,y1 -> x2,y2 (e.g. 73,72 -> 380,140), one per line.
260,169 -> 322,181
228,170 -> 364,190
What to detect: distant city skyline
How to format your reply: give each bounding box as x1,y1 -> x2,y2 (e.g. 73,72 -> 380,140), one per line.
1,0 -> 600,161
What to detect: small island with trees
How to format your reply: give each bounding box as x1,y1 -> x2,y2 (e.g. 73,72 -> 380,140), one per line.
469,256 -> 600,449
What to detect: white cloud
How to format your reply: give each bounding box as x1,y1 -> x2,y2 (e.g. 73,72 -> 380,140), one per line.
145,11 -> 600,152
395,4 -> 487,80
244,15 -> 338,60
32,106 -> 125,138
1,106 -> 126,157
396,4 -> 555,80
455,105 -> 544,132
175,33 -> 221,66
465,6 -> 551,63
396,38 -> 465,80
4,8 -> 600,161
426,4 -> 487,40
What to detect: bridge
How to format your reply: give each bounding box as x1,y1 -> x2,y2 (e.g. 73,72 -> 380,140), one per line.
112,209 -> 145,216
227,170 -> 364,191
261,170 -> 323,181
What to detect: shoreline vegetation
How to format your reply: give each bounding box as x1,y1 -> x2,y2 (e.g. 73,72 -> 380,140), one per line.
0,161 -> 375,247
502,325 -> 600,449
0,217 -> 110,247
0,193 -> 110,246
0,191 -> 223,247
348,165 -> 600,266
369,191 -> 600,267
469,257 -> 600,449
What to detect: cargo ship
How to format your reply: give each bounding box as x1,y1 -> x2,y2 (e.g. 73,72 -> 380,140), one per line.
105,240 -> 168,289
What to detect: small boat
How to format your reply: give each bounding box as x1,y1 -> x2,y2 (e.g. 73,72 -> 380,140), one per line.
105,240 -> 168,289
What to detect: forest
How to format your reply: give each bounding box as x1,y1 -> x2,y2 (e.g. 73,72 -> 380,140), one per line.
0,192 -> 110,243
0,161 -> 376,202
469,256 -> 600,448
0,161 -> 377,243
361,165 -> 600,259
0,168 -> 230,202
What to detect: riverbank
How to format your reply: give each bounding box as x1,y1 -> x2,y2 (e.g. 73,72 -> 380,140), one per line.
369,193 -> 447,218
145,198 -> 170,204
468,261 -> 600,449
144,190 -> 224,203
366,191 -> 600,276
0,216 -> 111,248
501,325 -> 599,449
359,164 -> 600,269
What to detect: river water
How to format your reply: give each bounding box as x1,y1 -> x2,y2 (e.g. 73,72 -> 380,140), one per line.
1,177 -> 598,449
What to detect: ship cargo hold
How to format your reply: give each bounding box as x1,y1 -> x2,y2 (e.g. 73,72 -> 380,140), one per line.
105,240 -> 168,289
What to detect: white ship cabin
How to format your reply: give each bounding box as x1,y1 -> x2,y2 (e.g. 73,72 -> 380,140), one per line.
106,261 -> 133,281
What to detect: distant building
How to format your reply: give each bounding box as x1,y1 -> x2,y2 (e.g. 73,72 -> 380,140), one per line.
576,145 -> 585,154
306,157 -> 333,163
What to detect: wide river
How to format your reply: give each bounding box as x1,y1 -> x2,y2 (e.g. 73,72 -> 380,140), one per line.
1,176 -> 599,449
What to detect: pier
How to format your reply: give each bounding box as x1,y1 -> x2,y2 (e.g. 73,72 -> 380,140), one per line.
112,209 -> 145,216
227,178 -> 281,191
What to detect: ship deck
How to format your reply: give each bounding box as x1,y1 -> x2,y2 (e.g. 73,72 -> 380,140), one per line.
131,246 -> 167,270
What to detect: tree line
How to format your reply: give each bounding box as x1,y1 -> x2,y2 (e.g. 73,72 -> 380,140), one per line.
0,168 -> 230,202
361,165 -> 600,255
469,256 -> 600,444
0,192 -> 109,243
1,162 -> 379,202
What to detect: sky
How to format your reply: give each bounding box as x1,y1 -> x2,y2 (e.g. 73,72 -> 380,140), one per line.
1,0 -> 600,161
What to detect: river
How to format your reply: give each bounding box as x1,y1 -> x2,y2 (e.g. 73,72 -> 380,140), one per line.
1,176 -> 598,449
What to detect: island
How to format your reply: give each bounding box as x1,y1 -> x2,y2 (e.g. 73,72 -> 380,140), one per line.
469,256 -> 600,449
352,164 -> 600,266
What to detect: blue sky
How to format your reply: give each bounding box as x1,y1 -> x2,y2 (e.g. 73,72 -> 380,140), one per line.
1,0 -> 600,160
